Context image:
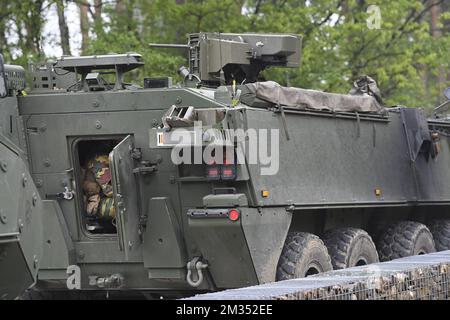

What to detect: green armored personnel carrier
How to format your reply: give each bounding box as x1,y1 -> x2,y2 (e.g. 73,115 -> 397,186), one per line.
1,33 -> 450,299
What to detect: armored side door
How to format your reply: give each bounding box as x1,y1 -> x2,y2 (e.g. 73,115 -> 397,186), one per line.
109,135 -> 141,260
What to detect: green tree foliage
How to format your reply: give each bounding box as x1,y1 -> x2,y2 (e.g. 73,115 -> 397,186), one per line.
245,0 -> 450,107
0,0 -> 449,109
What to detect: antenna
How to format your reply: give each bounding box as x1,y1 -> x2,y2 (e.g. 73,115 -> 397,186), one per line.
218,32 -> 225,85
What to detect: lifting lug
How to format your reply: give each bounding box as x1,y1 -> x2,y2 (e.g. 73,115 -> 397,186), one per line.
186,257 -> 208,287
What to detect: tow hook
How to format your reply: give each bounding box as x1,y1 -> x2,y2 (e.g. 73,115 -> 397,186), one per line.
186,257 -> 208,287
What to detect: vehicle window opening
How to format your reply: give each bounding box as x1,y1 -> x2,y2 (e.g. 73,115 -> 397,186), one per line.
77,139 -> 121,235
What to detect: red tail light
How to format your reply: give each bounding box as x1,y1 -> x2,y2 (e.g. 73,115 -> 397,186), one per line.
205,155 -> 237,181
228,209 -> 240,221
206,165 -> 220,180
221,165 -> 236,180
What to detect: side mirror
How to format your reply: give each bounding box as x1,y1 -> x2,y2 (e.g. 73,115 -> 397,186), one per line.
0,54 -> 7,98
444,87 -> 450,101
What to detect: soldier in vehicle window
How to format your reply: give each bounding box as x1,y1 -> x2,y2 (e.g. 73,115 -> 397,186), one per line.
82,154 -> 116,228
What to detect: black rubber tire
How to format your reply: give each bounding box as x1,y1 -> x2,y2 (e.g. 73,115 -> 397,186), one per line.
276,232 -> 333,280
323,228 -> 379,269
376,221 -> 436,262
428,220 -> 450,251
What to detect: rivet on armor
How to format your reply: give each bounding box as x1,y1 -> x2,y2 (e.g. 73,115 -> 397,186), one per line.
0,160 -> 7,172
22,173 -> 28,187
78,250 -> 85,260
0,210 -> 7,224
32,193 -> 38,206
35,179 -> 43,188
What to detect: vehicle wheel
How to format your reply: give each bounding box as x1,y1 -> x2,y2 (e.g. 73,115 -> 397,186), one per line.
376,221 -> 436,262
428,220 -> 450,251
323,228 -> 379,269
276,232 -> 332,280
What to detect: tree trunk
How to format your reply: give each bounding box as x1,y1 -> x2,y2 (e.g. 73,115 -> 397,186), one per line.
16,20 -> 26,56
94,0 -> 102,19
442,0 -> 450,82
430,1 -> 442,38
116,0 -> 125,14
78,1 -> 90,54
56,0 -> 71,56
23,0 -> 44,57
0,16 -> 8,56
430,0 -> 445,101
0,27 -> 9,59
93,0 -> 103,37
0,0 -> 11,57
115,0 -> 136,33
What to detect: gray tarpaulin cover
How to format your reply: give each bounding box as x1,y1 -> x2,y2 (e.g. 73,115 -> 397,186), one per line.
242,81 -> 384,113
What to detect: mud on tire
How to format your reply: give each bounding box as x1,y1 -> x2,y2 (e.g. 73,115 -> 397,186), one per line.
276,232 -> 332,281
376,221 -> 436,262
428,220 -> 450,251
323,228 -> 379,270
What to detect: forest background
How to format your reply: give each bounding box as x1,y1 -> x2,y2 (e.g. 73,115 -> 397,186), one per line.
0,0 -> 449,109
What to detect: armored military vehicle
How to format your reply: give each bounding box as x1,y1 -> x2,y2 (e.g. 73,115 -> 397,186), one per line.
1,32 -> 450,299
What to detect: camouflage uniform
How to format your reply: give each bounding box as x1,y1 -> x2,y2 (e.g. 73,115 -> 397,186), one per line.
83,154 -> 115,221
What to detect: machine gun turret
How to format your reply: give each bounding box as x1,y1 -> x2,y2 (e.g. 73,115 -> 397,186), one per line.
150,32 -> 302,87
